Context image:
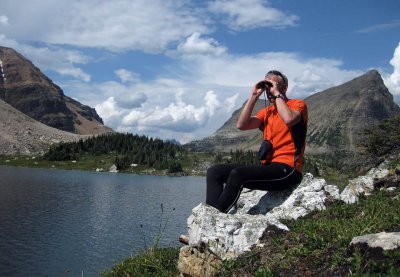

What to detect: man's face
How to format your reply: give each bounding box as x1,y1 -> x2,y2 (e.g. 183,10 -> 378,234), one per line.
265,74 -> 287,94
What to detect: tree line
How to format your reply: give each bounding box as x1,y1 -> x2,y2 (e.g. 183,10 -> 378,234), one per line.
44,133 -> 187,172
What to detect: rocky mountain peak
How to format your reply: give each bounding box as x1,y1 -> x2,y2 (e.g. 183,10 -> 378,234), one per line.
0,46 -> 111,135
305,70 -> 400,158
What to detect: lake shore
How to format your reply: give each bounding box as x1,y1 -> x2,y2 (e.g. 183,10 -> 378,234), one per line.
0,154 -> 209,176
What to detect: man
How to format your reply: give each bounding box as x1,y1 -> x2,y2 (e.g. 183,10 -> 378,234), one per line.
206,70 -> 308,213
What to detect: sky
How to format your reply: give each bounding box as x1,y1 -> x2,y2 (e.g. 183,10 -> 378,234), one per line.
0,0 -> 399,144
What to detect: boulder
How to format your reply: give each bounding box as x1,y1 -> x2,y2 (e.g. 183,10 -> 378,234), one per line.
350,232 -> 400,251
109,164 -> 118,173
182,173 -> 339,261
349,232 -> 400,260
340,164 -> 390,204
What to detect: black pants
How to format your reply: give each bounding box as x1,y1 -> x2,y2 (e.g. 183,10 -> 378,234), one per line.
206,163 -> 302,213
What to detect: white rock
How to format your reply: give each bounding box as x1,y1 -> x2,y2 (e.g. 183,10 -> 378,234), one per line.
187,203 -> 288,259
185,173 -> 336,260
340,163 -> 390,204
340,176 -> 374,204
109,164 -> 118,173
350,232 -> 400,251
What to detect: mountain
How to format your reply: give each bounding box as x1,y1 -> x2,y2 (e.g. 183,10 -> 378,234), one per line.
185,100 -> 264,152
185,70 -> 400,169
305,70 -> 400,155
0,98 -> 80,155
0,46 -> 112,135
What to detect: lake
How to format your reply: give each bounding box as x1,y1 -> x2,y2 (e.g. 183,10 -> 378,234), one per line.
0,165 -> 205,276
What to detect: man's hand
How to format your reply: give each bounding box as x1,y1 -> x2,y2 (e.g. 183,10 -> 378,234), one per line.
269,81 -> 282,97
252,80 -> 268,97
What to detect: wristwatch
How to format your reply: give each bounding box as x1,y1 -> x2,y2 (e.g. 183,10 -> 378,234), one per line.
273,94 -> 285,100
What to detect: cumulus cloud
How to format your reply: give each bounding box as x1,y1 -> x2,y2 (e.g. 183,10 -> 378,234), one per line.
389,43 -> 400,87
177,32 -> 227,56
383,42 -> 400,97
208,0 -> 298,31
141,102 -> 209,132
90,81 -> 238,141
95,96 -> 123,119
121,90 -> 225,132
0,0 -> 209,53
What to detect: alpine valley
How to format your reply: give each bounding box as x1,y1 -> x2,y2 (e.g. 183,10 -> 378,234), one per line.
1,46 -> 400,173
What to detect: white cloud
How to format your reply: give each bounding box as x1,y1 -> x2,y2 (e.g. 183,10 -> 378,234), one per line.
95,97 -> 122,118
95,81 -> 148,109
57,67 -> 90,82
115,69 -> 139,83
141,102 -> 209,132
0,0 -> 210,53
208,0 -> 298,31
383,42 -> 400,97
177,51 -> 362,99
90,81 -> 239,141
120,90 -> 221,132
121,110 -> 145,126
177,32 -> 227,56
0,34 -> 91,81
389,43 -> 400,87
0,15 -> 9,26
204,90 -> 222,116
355,20 -> 400,34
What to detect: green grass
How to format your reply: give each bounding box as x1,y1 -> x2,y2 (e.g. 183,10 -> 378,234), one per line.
216,188 -> 400,276
0,154 -> 116,171
0,152 -> 216,176
102,247 -> 180,277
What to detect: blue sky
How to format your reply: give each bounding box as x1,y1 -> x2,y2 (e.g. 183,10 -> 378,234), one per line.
1,0 -> 399,143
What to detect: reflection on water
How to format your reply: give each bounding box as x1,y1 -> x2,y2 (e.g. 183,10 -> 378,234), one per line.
0,165 -> 205,276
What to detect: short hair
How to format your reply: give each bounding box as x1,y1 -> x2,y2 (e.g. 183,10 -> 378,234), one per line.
265,70 -> 288,87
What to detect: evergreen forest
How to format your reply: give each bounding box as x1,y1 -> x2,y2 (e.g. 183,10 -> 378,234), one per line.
44,133 -> 187,173
43,133 -> 264,174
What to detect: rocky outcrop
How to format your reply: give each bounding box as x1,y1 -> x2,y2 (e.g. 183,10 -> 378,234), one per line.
0,46 -> 111,135
178,162 -> 395,276
340,162 -> 390,204
182,174 -> 338,264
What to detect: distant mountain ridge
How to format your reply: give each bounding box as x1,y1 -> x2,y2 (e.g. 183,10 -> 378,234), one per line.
0,46 -> 112,135
185,70 -> 400,170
